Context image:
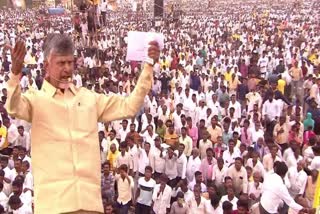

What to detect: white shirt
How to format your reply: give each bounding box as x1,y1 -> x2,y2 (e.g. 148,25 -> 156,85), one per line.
212,165 -> 228,187
152,184 -> 172,214
150,147 -> 166,174
188,196 -> 209,214
73,73 -> 82,88
262,99 -> 280,121
12,203 -> 32,214
176,153 -> 187,179
220,195 -> 238,210
222,148 -> 241,167
164,155 -> 178,180
23,171 -> 33,191
310,156 -> 320,171
285,167 -> 308,198
246,158 -> 265,178
137,148 -> 151,174
248,181 -> 262,199
186,156 -> 201,183
0,191 -> 8,212
229,101 -> 242,119
7,124 -> 19,144
260,173 -> 303,213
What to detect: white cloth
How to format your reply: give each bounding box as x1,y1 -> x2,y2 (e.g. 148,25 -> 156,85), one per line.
260,173 -> 303,213
152,184 -> 172,214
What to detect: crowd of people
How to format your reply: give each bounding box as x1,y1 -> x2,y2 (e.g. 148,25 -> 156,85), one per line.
0,0 -> 320,213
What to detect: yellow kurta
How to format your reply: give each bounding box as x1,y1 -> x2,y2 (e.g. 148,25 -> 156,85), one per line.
5,64 -> 153,214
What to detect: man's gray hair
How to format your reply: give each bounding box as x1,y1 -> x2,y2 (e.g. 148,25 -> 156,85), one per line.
43,34 -> 74,60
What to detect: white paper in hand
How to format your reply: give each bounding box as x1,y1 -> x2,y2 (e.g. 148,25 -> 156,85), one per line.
126,31 -> 164,62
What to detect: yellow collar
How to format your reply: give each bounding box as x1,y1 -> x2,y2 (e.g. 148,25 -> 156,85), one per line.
41,80 -> 77,97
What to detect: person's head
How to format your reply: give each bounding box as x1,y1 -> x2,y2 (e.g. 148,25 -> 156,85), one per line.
227,187 -> 235,199
8,195 -> 22,211
237,199 -> 249,214
0,157 -> 8,169
239,143 -> 247,154
121,120 -> 128,129
178,144 -> 185,155
222,201 -> 233,214
176,191 -> 185,207
109,130 -> 116,140
194,171 -> 203,183
119,164 -> 128,179
206,148 -> 214,159
43,34 -> 75,89
130,123 -> 136,132
253,171 -> 262,183
270,144 -> 278,157
224,176 -> 233,189
228,139 -> 235,151
17,126 -> 24,136
252,151 -> 259,162
12,179 -> 23,196
104,200 -> 113,214
211,193 -> 221,209
110,143 -> 116,153
14,159 -> 22,172
207,182 -> 217,197
144,166 -> 153,180
21,161 -> 30,173
274,161 -> 288,178
211,116 -> 217,126
217,157 -> 224,168
235,157 -> 243,171
18,146 -> 27,159
120,142 -> 127,154
144,142 -> 151,152
193,184 -> 201,199
159,174 -> 168,187
103,162 -> 111,175
192,148 -> 199,158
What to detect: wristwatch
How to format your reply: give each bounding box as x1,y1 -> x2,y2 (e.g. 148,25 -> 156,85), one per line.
145,57 -> 155,66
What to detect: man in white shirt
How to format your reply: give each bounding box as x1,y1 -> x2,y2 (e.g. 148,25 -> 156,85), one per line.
152,174 -> 172,214
186,148 -> 201,183
21,161 -> 33,192
262,93 -> 280,137
285,160 -> 308,198
134,166 -> 156,214
164,147 -> 178,188
16,126 -> 31,152
0,182 -> 8,212
178,127 -> 193,157
212,158 -> 228,189
188,185 -> 209,214
222,140 -> 241,167
8,195 -> 32,214
9,180 -> 32,212
176,144 -> 187,182
260,161 -> 308,214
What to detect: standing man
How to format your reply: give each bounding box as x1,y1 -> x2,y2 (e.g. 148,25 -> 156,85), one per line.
5,35 -> 160,214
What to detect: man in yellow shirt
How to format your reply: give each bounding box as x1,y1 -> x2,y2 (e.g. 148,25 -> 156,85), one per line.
5,35 -> 160,214
277,75 -> 286,95
0,119 -> 8,151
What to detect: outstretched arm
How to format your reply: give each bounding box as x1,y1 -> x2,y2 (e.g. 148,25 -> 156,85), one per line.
97,41 -> 160,122
5,41 -> 33,123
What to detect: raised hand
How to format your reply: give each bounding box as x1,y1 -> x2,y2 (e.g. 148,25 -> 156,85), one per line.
9,40 -> 26,75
